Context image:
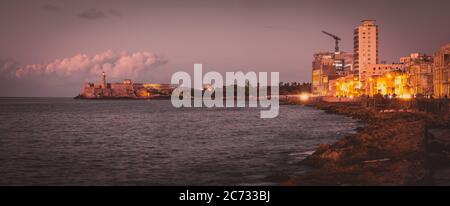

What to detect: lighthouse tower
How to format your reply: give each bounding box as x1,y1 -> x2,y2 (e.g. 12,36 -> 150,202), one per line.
101,71 -> 107,89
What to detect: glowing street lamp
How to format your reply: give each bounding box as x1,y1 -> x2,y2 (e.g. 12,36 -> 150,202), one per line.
299,93 -> 310,102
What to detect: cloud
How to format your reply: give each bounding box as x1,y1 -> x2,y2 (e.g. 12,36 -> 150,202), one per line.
6,50 -> 167,82
42,3 -> 61,12
0,58 -> 20,78
78,8 -> 123,20
109,9 -> 122,17
78,8 -> 106,20
1,51 -> 167,96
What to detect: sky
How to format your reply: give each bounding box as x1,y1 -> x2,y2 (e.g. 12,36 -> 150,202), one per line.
0,0 -> 449,97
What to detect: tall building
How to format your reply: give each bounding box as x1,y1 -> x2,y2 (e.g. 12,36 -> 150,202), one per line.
433,43 -> 450,98
354,20 -> 379,83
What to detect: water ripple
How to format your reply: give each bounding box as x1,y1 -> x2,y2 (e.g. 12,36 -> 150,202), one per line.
0,98 -> 362,185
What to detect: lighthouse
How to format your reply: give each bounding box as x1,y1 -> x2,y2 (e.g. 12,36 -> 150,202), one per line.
101,71 -> 107,89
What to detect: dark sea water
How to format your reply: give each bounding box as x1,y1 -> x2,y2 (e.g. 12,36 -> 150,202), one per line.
0,98 -> 362,185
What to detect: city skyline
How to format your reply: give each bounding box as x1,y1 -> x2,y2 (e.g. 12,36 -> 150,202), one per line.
1,0 -> 450,97
0,0 -> 449,190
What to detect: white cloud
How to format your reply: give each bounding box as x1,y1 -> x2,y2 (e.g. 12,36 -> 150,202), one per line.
11,50 -> 167,80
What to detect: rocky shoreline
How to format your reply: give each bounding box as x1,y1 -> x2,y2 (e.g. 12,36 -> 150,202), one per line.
285,101 -> 450,186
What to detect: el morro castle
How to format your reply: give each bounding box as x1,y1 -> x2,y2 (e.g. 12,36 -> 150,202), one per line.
76,72 -> 175,99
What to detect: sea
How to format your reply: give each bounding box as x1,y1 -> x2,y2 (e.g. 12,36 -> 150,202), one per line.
0,98 -> 362,185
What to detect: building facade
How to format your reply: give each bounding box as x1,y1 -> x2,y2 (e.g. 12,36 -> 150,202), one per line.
361,64 -> 407,96
311,52 -> 353,96
400,53 -> 433,96
334,52 -> 354,76
433,43 -> 450,98
332,74 -> 361,97
365,71 -> 410,97
312,52 -> 336,96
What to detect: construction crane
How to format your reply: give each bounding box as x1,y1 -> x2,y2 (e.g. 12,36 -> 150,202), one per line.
322,31 -> 341,52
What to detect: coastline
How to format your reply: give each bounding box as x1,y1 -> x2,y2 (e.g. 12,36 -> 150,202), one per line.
285,101 -> 450,186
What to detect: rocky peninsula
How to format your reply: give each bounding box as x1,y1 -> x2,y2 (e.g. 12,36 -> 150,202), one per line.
285,101 -> 450,186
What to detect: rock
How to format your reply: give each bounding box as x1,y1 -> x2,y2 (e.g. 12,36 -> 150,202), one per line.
286,101 -> 434,185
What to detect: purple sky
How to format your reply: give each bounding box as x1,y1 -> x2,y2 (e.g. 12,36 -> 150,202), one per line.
0,0 -> 449,97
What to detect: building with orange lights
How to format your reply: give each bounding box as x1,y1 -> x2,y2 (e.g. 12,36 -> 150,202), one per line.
364,63 -> 406,96
331,74 -> 362,97
433,43 -> 450,98
312,52 -> 354,96
401,53 -> 434,96
365,71 -> 411,97
311,19 -> 448,100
